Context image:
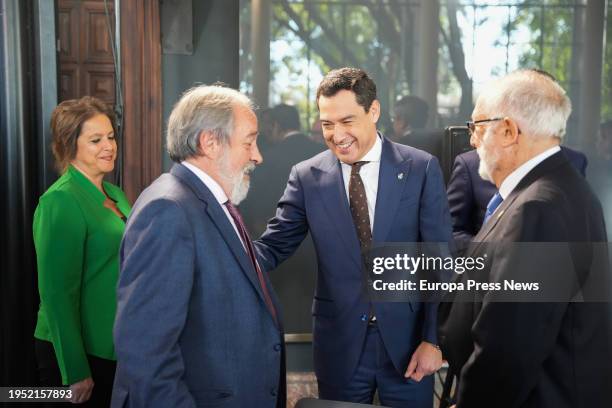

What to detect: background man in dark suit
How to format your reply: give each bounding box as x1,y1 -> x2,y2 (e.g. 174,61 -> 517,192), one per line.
112,85 -> 285,408
392,95 -> 443,161
447,145 -> 587,248
255,68 -> 452,407
243,103 -> 324,234
439,70 -> 612,408
242,103 -> 324,334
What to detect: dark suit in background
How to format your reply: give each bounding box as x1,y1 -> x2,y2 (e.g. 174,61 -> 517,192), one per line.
439,151 -> 612,407
447,146 -> 588,248
243,132 -> 324,234
242,131 -> 324,332
396,129 -> 444,163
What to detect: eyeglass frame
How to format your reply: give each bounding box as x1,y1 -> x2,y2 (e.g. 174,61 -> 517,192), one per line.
465,117 -> 504,135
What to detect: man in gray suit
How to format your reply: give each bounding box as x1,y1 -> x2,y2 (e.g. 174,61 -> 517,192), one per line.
112,85 -> 285,408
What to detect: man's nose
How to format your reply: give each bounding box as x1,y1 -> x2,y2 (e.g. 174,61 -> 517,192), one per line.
252,142 -> 263,165
470,132 -> 479,148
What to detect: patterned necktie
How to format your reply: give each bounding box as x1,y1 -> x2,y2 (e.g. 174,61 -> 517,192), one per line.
350,161 -> 376,321
224,201 -> 278,325
349,161 -> 372,250
483,192 -> 504,224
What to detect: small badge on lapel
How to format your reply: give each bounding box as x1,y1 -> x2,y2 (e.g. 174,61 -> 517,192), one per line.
497,210 -> 505,219
397,173 -> 404,180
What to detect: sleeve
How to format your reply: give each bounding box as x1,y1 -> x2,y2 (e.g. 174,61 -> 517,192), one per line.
113,198 -> 197,408
33,191 -> 91,385
254,165 -> 310,272
419,156 -> 454,344
456,202 -> 575,408
446,154 -> 476,250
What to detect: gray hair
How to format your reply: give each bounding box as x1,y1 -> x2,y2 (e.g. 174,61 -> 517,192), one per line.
166,85 -> 254,162
475,69 -> 572,140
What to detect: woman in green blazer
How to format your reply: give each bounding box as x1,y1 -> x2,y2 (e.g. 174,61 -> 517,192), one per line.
33,96 -> 131,406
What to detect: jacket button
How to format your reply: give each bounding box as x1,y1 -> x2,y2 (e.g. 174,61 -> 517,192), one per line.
270,388 -> 277,396
360,314 -> 368,321
274,344 -> 281,351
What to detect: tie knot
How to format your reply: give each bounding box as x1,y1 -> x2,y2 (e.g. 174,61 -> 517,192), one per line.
224,200 -> 240,218
351,161 -> 369,175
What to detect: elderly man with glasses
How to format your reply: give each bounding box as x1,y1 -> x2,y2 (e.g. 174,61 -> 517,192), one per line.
447,99 -> 587,251
439,69 -> 611,408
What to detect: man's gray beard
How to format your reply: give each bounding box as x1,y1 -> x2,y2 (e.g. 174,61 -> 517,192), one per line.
477,133 -> 499,183
219,150 -> 255,205
229,164 -> 254,205
478,149 -> 494,182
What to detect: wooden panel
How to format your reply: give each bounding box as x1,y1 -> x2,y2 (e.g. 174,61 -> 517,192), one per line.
59,65 -> 79,101
82,64 -> 115,104
57,3 -> 78,63
121,0 -> 162,202
81,2 -> 114,64
57,0 -> 116,105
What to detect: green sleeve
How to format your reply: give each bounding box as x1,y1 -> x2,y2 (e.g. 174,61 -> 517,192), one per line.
33,191 -> 91,385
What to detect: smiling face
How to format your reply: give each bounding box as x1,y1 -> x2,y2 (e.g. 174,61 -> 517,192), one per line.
319,89 -> 380,164
71,113 -> 117,178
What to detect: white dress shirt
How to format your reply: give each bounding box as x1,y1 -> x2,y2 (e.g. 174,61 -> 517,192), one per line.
340,134 -> 383,232
181,161 -> 244,247
498,145 -> 561,199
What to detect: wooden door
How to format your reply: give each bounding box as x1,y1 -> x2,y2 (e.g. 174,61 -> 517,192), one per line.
57,0 -> 116,104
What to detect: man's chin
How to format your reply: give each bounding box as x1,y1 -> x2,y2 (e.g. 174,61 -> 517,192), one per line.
477,160 -> 489,180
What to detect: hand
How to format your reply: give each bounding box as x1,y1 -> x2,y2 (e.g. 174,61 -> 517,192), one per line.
69,377 -> 94,404
404,341 -> 443,382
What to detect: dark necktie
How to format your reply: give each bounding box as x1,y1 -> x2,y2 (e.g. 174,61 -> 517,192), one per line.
349,161 -> 372,250
224,201 -> 278,325
483,192 -> 504,224
349,161 -> 375,321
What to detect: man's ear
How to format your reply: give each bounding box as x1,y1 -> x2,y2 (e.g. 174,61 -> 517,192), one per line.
198,131 -> 222,159
501,117 -> 520,147
369,100 -> 381,124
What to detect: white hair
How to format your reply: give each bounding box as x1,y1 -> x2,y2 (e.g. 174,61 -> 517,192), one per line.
166,85 -> 254,162
475,70 -> 572,140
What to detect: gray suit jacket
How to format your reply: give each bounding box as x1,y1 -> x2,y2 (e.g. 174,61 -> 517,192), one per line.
112,164 -> 285,408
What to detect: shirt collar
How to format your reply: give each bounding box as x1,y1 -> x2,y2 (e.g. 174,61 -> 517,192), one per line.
181,161 -> 229,205
341,132 -> 382,166
498,145 -> 561,199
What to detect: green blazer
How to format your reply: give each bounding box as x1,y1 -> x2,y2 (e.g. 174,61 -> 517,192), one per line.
33,165 -> 131,385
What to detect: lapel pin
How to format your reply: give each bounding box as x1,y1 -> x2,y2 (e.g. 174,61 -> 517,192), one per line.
397,173 -> 404,180
497,210 -> 505,219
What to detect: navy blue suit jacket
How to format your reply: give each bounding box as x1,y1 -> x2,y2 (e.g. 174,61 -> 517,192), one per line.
447,146 -> 587,248
255,136 -> 452,387
112,164 -> 285,408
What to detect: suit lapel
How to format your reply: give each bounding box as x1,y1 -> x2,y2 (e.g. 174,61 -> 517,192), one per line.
468,151 -> 568,255
170,164 -> 268,311
372,138 -> 412,242
312,154 -> 362,270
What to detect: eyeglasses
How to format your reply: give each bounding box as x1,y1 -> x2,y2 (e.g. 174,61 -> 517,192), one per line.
466,117 -> 504,135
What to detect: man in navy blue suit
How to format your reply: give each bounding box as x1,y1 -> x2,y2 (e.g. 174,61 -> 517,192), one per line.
447,146 -> 587,249
112,85 -> 284,408
255,68 -> 452,407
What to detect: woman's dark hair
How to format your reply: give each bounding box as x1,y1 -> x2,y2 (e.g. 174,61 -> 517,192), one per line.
50,96 -> 116,172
